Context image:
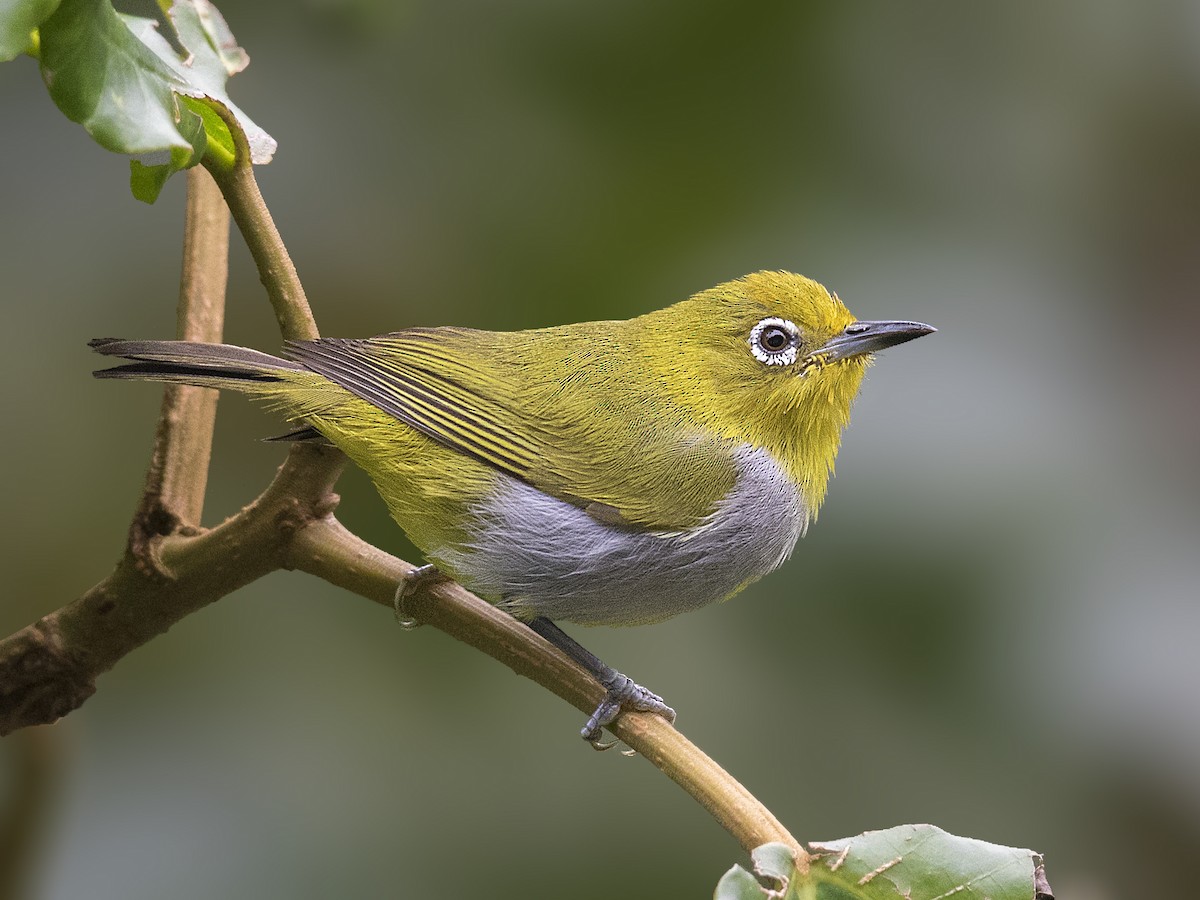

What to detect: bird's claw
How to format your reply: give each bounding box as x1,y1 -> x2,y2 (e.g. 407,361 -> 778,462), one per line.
581,672 -> 676,749
393,564 -> 446,629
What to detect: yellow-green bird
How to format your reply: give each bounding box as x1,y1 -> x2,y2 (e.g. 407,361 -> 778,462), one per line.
92,271 -> 934,745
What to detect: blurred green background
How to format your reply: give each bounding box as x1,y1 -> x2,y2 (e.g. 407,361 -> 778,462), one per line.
3,1 -> 1199,897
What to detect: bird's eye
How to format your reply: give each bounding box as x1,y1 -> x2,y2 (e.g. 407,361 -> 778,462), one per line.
760,327 -> 790,351
749,317 -> 800,366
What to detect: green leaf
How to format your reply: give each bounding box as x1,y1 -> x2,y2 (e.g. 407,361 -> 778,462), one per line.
715,864 -> 774,900
716,827 -> 1049,900
37,0 -> 273,201
751,842 -> 799,886
180,95 -> 235,168
144,0 -> 274,164
40,0 -> 201,154
129,150 -> 183,203
0,0 -> 61,61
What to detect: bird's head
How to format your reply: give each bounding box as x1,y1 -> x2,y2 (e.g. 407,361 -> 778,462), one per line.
642,271 -> 935,512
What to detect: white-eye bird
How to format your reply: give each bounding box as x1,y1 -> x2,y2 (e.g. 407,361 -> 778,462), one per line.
92,271 -> 934,745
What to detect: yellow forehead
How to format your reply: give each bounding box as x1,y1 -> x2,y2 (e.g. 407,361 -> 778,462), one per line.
730,271 -> 856,333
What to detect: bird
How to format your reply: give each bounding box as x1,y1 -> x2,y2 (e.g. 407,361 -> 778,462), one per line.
91,270 -> 935,746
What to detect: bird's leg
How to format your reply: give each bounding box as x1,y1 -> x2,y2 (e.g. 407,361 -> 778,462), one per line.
393,564 -> 449,629
527,617 -> 676,749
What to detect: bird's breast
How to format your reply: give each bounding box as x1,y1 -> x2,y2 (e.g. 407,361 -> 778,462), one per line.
431,445 -> 808,626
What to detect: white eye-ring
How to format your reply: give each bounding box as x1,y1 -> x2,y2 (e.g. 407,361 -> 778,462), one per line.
749,317 -> 800,366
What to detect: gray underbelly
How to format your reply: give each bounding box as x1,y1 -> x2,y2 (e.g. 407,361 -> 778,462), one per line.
431,445 -> 808,626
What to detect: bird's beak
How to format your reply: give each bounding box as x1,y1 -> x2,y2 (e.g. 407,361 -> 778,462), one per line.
808,320 -> 936,363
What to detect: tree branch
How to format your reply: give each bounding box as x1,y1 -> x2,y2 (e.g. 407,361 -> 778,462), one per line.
288,516 -> 804,859
0,161 -> 341,734
137,166 -> 229,532
0,443 -> 343,736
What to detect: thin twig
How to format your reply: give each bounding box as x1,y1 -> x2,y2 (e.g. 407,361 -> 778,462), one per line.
137,166 -> 230,530
200,118 -> 345,524
204,124 -> 317,342
289,515 -> 804,859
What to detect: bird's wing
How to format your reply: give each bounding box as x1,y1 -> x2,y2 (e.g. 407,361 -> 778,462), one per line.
284,327 -> 738,531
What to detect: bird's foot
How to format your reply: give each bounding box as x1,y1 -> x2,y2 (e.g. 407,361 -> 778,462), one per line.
522,617 -> 676,749
582,672 -> 677,750
393,564 -> 447,629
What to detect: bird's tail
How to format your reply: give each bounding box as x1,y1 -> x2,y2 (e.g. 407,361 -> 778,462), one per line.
91,339 -> 348,444
90,338 -> 304,389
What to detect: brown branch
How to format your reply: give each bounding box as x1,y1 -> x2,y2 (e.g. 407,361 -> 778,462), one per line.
0,444 -> 343,735
0,160 -> 341,734
137,166 -> 229,531
289,516 -> 804,859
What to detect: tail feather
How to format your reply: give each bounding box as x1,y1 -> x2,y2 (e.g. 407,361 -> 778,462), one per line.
91,339 -> 303,384
262,425 -> 331,444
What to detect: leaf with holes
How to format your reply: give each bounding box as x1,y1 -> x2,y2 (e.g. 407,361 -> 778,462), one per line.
37,0 -> 273,202
716,826 -> 1050,900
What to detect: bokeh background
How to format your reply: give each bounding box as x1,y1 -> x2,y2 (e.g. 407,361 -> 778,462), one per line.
3,1 -> 1199,897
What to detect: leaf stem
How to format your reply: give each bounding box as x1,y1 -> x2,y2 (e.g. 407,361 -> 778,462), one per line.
202,111 -> 317,342
201,134 -> 236,176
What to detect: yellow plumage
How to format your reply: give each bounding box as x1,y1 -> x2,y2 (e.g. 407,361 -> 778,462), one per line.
258,272 -> 862,535
93,270 -> 933,742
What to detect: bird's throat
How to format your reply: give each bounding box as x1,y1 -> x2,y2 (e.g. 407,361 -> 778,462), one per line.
736,362 -> 867,515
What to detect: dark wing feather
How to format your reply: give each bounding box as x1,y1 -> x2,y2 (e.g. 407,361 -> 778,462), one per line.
286,335 -> 539,478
